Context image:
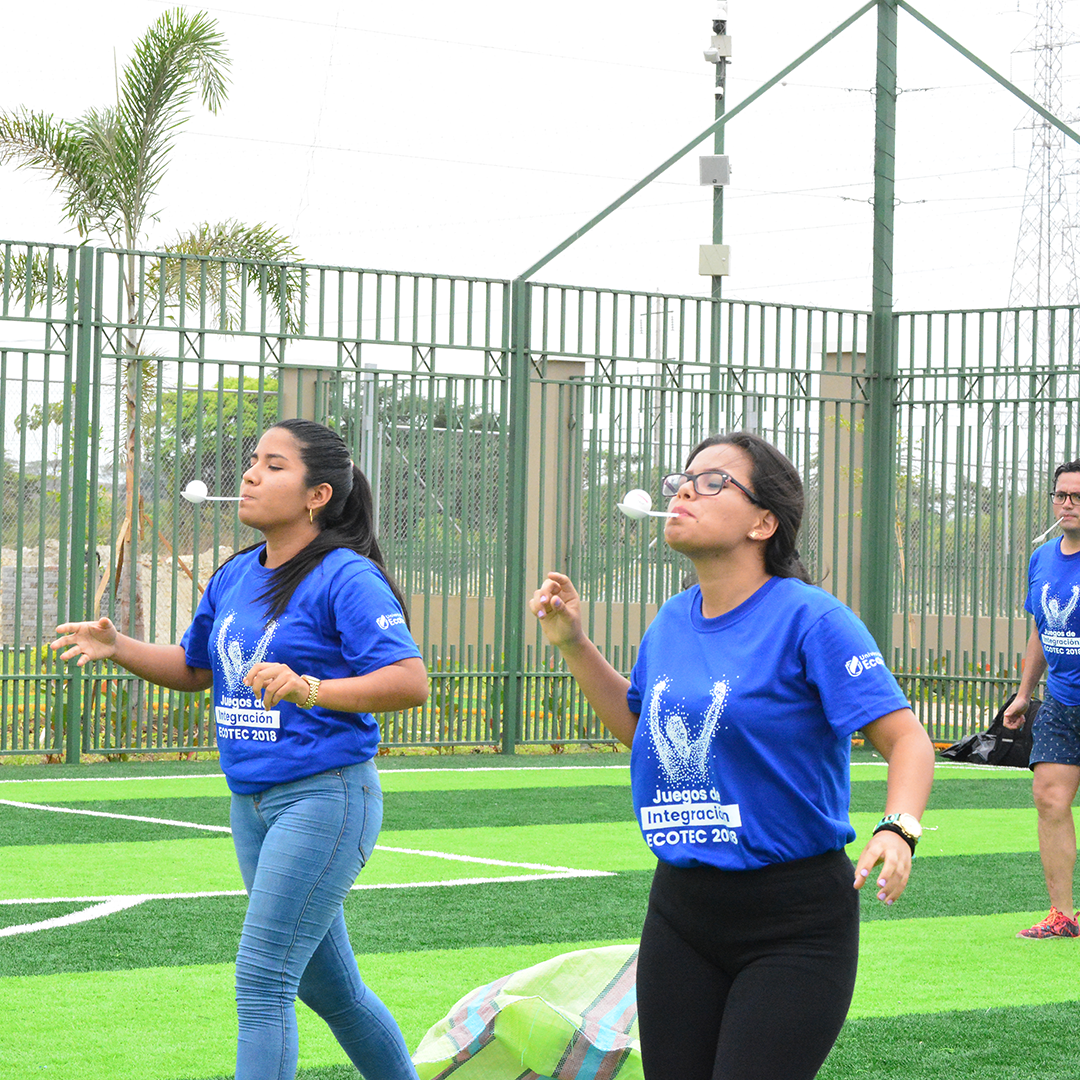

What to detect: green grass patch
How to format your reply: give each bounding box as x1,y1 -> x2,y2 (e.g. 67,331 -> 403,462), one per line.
0,837 -> 242,900
0,774 -> 230,802
857,853 -> 1048,921
853,913 -> 1080,1018
0,797 -> 233,845
379,762 -> 631,790
822,1004 -> 1080,1079
0,784 -> 636,848
6,924 -> 1079,1080
382,784 -> 636,830
3,749 -> 1075,1080
851,777 -> 1043,813
0,940 -> 638,1080
0,872 -> 653,977
850,808 -> 1037,858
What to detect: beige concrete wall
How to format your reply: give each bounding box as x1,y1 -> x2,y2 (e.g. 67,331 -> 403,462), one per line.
411,598 -> 661,665
819,352 -> 864,609
891,612 -> 1030,665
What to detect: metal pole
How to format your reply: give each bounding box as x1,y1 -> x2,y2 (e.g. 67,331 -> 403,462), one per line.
708,7 -> 729,434
862,0 -> 899,651
500,276 -> 531,754
65,245 -> 95,764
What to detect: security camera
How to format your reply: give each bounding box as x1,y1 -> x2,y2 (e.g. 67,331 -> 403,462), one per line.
704,47 -> 722,63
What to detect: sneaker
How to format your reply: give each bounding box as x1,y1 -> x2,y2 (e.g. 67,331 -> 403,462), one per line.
1016,907 -> 1080,939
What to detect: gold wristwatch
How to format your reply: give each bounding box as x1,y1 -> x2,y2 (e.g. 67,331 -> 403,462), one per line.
299,675 -> 321,709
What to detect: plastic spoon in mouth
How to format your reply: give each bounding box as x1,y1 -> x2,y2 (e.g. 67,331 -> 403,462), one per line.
181,480 -> 242,504
616,488 -> 676,519
1032,519 -> 1062,546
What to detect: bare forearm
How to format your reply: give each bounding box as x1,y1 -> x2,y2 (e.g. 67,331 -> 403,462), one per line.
310,658 -> 429,714
1016,629 -> 1047,699
864,709 -> 934,817
111,636 -> 212,693
882,728 -> 935,817
555,637 -> 639,747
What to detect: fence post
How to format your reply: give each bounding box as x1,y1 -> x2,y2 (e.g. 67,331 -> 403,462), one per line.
862,0 -> 899,653
64,245 -> 95,764
500,276 -> 532,753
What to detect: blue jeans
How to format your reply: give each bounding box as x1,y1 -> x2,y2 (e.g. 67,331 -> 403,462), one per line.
230,760 -> 418,1080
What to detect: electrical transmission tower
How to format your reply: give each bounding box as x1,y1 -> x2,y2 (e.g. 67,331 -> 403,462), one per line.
1007,0 -> 1079,323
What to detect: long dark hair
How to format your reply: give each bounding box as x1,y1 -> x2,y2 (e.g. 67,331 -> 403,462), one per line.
685,430 -> 812,584
229,419 -> 409,623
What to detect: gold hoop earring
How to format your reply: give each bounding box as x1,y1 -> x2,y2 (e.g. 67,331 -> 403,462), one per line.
309,507 -> 314,525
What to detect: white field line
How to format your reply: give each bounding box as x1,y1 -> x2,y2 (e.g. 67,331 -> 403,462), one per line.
0,800 -> 613,936
0,799 -> 233,832
0,764 -> 630,786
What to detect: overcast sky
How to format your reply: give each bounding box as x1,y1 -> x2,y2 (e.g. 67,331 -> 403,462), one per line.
3,0 -> 1078,313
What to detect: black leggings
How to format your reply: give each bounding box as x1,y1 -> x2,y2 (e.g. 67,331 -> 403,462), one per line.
636,850 -> 859,1080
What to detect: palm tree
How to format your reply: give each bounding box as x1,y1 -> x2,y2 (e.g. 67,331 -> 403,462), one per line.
0,8 -> 301,645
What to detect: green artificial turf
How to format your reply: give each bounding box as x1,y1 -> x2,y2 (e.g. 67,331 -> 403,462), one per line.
851,776 -> 1045,812
0,872 -> 653,977
0,797 -> 234,845
822,1003 -> 1080,1080
1,754 -> 1076,1080
0,785 -> 638,847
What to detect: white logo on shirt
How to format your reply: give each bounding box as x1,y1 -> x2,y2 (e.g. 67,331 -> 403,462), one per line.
647,677 -> 728,787
215,612 -> 280,692
1041,583 -> 1080,631
376,613 -> 405,630
844,651 -> 884,677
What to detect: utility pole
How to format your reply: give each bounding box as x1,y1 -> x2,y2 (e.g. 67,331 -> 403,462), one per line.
703,2 -> 732,432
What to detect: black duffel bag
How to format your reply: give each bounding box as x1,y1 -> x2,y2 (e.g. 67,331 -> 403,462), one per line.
939,692 -> 1040,767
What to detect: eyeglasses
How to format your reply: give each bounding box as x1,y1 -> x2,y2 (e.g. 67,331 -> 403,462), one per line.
661,470 -> 763,505
1051,491 -> 1080,506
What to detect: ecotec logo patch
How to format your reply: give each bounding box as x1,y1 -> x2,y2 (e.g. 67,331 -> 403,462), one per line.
845,651 -> 884,677
376,613 -> 406,630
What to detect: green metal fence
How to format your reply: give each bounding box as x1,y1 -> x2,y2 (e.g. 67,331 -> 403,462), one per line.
0,238 -> 1073,757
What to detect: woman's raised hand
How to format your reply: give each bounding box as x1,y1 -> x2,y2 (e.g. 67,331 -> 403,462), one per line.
529,572 -> 585,650
51,618 -> 119,666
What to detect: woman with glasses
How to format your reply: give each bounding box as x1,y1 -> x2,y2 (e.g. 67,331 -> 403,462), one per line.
530,430 -> 934,1080
53,419 -> 427,1080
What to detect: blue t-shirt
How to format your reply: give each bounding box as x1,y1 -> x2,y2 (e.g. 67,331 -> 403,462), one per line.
1024,538 -> 1080,706
627,576 -> 910,871
181,546 -> 421,794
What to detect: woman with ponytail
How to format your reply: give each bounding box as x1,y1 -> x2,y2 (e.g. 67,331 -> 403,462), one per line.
53,419 -> 427,1080
530,431 -> 933,1080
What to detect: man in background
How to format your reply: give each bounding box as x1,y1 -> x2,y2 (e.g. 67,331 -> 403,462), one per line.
1005,459 -> 1080,938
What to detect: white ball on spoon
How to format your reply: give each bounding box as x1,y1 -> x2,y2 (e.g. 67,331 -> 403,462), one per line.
181,479 -> 208,504
617,488 -> 653,520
